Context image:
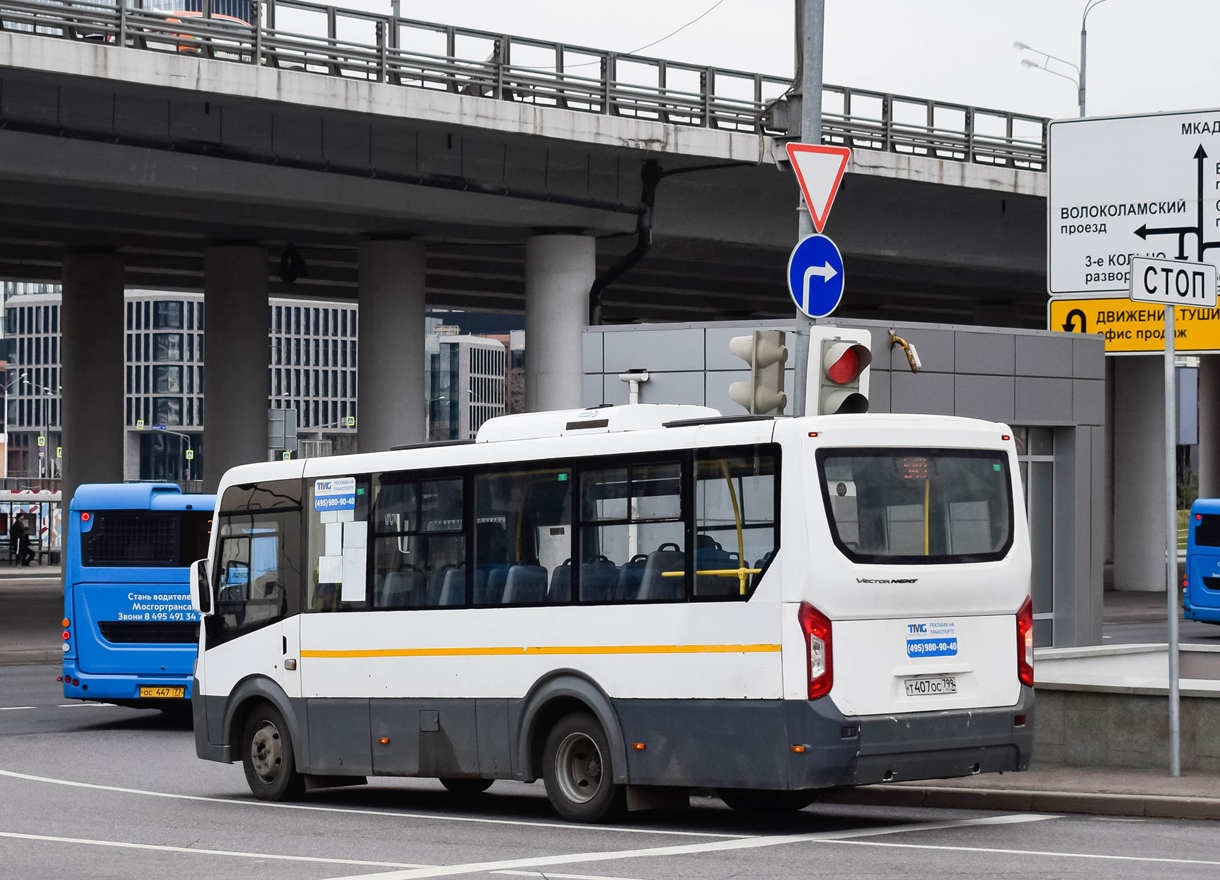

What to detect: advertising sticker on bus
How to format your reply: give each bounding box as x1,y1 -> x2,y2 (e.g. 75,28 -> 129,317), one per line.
314,478 -> 356,513
906,620 -> 958,657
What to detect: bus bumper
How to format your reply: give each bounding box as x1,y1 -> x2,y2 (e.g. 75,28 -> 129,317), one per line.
846,685 -> 1034,787
59,659 -> 194,704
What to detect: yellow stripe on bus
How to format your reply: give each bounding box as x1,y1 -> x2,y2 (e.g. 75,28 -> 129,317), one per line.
299,643 -> 781,659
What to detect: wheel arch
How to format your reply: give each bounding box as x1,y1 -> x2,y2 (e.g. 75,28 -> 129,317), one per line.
515,669 -> 628,784
223,675 -> 308,771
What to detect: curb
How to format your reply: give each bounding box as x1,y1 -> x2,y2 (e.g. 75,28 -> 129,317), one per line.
828,783 -> 1220,821
0,650 -> 60,667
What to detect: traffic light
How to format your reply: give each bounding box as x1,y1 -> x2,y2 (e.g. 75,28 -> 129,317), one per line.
728,330 -> 788,415
809,327 -> 871,415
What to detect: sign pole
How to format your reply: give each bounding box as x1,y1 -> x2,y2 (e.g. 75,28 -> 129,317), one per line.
1165,301 -> 1181,777
791,0 -> 824,417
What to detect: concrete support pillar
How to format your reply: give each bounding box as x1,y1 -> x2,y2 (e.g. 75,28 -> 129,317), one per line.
1198,355 -> 1220,498
203,246 -> 268,492
525,234 -> 595,412
1113,356 -> 1167,591
61,253 -> 125,506
357,239 -> 426,451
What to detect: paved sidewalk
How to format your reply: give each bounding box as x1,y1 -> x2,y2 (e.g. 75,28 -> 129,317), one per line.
830,763 -> 1220,820
0,576 -> 63,666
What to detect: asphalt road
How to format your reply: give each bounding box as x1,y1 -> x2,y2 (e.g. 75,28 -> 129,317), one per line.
2,664 -> 1220,880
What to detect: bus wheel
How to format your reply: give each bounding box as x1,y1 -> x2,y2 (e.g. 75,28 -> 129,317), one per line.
542,712 -> 625,823
718,788 -> 817,812
440,778 -> 494,795
241,704 -> 305,801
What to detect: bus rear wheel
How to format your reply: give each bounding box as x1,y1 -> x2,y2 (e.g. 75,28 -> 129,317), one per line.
718,788 -> 817,812
440,778 -> 494,795
241,703 -> 305,801
542,712 -> 625,823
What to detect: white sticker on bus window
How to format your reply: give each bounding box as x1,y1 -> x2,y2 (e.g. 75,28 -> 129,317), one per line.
325,522 -> 343,557
906,620 -> 958,658
341,546 -> 366,602
344,520 -> 368,549
315,477 -> 356,513
318,555 -> 342,584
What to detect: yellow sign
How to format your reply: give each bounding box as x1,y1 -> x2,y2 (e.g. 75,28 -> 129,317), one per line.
282,451 -> 292,461
1050,297 -> 1220,354
56,447 -> 61,459
185,449 -> 194,460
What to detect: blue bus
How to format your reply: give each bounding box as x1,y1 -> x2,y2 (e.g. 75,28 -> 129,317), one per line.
61,483 -> 215,707
1184,497 -> 1220,626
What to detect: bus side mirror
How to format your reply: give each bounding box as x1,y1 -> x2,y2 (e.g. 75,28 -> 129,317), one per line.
190,558 -> 212,616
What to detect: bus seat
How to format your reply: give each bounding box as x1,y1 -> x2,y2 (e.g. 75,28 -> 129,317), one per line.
636,544 -> 685,601
550,559 -> 572,600
615,554 -> 649,601
437,566 -> 466,606
695,538 -> 736,597
749,549 -> 777,591
475,563 -> 510,604
501,564 -> 548,604
379,570 -> 424,607
426,565 -> 452,606
579,556 -> 618,602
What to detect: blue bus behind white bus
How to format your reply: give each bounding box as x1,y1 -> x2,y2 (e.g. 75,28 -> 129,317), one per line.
61,483 -> 214,707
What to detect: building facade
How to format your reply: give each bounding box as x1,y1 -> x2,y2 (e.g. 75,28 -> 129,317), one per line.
425,329 -> 507,441
3,286 -> 360,481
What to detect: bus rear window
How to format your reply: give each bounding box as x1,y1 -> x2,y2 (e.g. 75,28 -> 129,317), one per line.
1196,515 -> 1220,548
82,510 -> 214,567
817,448 -> 1013,565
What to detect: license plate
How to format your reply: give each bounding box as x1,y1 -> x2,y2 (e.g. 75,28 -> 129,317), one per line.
139,686 -> 186,699
905,676 -> 957,696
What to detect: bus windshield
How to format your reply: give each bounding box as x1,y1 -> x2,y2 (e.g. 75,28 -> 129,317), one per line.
818,448 -> 1013,565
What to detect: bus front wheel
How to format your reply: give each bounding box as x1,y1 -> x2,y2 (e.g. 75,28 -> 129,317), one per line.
542,712 -> 625,823
241,703 -> 305,801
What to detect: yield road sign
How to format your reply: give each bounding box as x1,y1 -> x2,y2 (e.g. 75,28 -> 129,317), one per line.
1129,257 -> 1217,309
787,234 -> 845,319
1049,295 -> 1220,353
785,143 -> 850,233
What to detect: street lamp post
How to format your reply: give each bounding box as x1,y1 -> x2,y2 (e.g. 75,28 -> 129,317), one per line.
17,372 -> 59,481
1014,0 -> 1110,117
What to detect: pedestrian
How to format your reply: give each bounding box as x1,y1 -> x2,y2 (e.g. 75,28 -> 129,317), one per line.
12,513 -> 33,567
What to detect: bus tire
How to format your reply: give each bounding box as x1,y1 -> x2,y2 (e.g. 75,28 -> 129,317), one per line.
241,703 -> 305,801
542,712 -> 625,823
439,778 -> 494,795
718,788 -> 817,812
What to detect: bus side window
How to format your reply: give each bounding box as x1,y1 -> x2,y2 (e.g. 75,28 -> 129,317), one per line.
205,480 -> 301,647
694,446 -> 779,599
579,460 -> 685,603
370,474 -> 466,609
306,476 -> 371,612
473,467 -> 572,606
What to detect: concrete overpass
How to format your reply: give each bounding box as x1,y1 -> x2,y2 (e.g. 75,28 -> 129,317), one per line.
0,0 -> 1052,495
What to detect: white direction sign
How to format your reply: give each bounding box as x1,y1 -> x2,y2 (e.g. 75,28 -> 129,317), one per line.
1129,257 -> 1217,309
785,143 -> 850,233
1049,109 -> 1220,295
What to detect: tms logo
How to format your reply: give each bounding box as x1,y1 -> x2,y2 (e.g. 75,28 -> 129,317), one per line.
907,623 -> 927,633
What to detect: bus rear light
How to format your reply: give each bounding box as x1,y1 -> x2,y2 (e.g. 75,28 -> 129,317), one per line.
62,618 -> 70,628
798,602 -> 833,700
81,512 -> 91,522
378,738 -> 390,745
62,631 -> 70,640
56,676 -> 62,682
1014,715 -> 1026,727
633,743 -> 646,751
61,643 -> 69,653
1016,596 -> 1034,688
71,679 -> 79,687
1001,434 -> 1011,441
790,744 -> 806,753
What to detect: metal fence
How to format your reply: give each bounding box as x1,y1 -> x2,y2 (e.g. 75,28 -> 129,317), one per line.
0,0 -> 1048,170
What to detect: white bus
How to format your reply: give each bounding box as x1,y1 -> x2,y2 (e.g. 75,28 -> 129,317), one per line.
188,405 -> 1034,822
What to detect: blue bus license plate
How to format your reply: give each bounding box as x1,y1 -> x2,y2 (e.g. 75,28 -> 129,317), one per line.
904,676 -> 956,696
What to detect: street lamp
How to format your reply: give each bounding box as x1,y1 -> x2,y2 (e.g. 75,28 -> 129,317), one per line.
17,372 -> 59,480
1014,0 -> 1111,117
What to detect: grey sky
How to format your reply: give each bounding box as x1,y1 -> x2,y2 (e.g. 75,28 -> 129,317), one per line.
334,1 -> 1220,120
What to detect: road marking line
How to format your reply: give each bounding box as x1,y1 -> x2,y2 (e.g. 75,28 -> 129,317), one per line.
320,814 -> 1056,880
0,830 -> 428,869
0,706 -> 35,711
0,769 -> 736,840
824,837 -> 1220,868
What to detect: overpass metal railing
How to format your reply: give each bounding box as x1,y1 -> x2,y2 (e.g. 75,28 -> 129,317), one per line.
0,0 -> 1048,170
